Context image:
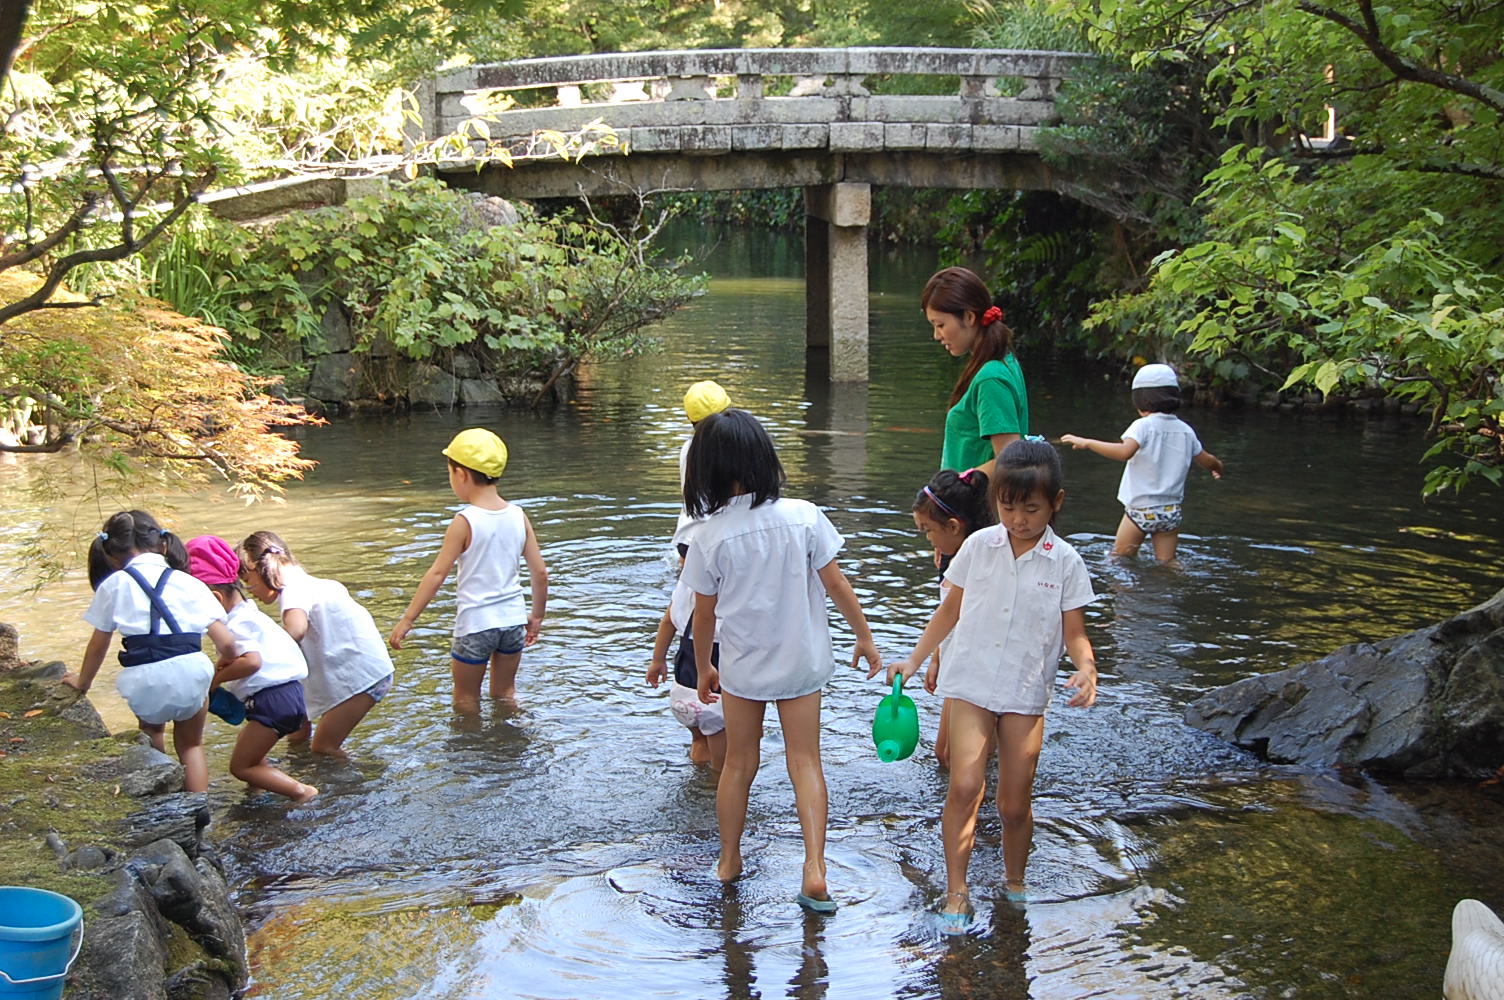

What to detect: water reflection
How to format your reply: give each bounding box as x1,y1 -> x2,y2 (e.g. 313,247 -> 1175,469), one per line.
2,224 -> 1503,998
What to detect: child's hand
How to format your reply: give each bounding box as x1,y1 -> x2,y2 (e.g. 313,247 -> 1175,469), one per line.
853,638 -> 882,678
884,657 -> 919,685
647,658 -> 666,687
1059,433 -> 1086,449
524,614 -> 543,646
59,672 -> 87,693
1065,665 -> 1098,707
924,654 -> 940,694
696,664 -> 720,705
387,621 -> 410,650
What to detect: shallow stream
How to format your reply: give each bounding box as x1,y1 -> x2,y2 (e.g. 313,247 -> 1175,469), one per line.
3,227 -> 1502,998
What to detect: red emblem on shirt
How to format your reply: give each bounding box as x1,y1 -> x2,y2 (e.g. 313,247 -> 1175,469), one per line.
1042,541 -> 1053,551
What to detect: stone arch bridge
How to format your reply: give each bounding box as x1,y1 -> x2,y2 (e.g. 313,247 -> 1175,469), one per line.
412,47 -> 1093,381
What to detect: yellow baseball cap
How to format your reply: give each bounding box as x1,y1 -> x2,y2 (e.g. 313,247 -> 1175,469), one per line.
683,380 -> 731,423
442,428 -> 508,478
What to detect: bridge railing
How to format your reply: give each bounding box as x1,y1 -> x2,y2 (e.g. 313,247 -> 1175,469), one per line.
413,47 -> 1094,157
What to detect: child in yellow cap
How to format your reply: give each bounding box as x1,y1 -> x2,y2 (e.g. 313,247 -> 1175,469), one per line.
388,428 -> 549,714
676,380 -> 731,542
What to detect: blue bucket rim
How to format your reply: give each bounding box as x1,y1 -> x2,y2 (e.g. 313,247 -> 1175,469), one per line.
0,887 -> 82,941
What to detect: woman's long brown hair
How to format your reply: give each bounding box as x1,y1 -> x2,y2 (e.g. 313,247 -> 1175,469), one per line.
921,266 -> 1015,407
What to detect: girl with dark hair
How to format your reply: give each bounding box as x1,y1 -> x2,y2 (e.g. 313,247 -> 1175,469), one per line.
681,409 -> 881,913
911,468 -> 994,767
884,440 -> 1099,931
921,266 -> 1029,475
64,510 -> 237,792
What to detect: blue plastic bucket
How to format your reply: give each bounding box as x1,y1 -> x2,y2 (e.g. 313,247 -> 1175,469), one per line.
0,887 -> 83,1000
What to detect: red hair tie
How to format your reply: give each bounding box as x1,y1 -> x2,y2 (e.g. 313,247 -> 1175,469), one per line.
982,306 -> 1003,326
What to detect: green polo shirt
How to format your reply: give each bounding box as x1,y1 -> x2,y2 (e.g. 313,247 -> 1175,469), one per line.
941,356 -> 1029,472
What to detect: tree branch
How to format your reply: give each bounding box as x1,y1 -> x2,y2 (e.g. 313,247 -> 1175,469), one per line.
1296,0 -> 1504,114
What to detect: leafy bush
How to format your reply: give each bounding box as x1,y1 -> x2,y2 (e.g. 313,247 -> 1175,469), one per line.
151,180 -> 704,396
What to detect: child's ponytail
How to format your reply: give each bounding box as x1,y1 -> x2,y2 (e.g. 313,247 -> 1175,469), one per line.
88,510 -> 182,589
914,468 -> 995,533
240,530 -> 298,591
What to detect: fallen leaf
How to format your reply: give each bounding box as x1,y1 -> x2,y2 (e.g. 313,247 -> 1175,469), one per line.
9,737 -> 24,744
23,709 -> 44,718
0,711 -> 11,719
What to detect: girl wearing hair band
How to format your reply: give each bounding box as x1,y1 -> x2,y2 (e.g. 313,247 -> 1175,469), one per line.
883,440 -> 1098,930
239,531 -> 394,759
63,510 -> 238,792
911,468 -> 995,767
921,266 -> 1029,475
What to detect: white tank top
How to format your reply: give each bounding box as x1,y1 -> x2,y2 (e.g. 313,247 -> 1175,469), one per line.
453,503 -> 528,635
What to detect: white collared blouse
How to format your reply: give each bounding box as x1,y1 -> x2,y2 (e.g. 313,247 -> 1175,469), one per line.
937,524 -> 1095,715
680,493 -> 844,701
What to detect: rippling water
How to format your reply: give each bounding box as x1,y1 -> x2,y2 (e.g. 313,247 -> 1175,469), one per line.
3,226 -> 1502,998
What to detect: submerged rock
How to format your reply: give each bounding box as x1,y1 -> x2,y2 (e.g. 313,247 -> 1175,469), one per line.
1185,587 -> 1504,778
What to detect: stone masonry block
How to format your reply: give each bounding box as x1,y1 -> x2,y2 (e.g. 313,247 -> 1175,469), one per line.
680,125 -> 733,154
972,125 -> 1021,151
883,123 -> 927,150
830,122 -> 884,152
781,124 -> 829,149
925,123 -> 972,151
731,124 -> 782,150
628,126 -> 684,152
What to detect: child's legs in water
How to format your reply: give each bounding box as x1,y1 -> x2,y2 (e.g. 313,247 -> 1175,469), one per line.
487,650 -> 521,701
169,706 -> 209,793
715,692 -> 767,882
993,712 -> 1045,888
231,720 -> 317,801
451,658 -> 485,715
775,690 -> 829,900
1149,529 -> 1181,564
1113,514 -> 1147,558
941,699 -> 994,910
310,691 -> 379,758
706,729 -> 727,772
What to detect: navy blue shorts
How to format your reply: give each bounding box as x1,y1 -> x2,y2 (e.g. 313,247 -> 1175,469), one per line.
244,680 -> 308,737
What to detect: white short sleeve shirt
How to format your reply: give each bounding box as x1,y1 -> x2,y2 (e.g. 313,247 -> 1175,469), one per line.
83,552 -> 224,636
680,494 -> 844,701
1117,413 -> 1203,508
277,566 -> 393,718
221,600 -> 309,699
937,525 -> 1095,715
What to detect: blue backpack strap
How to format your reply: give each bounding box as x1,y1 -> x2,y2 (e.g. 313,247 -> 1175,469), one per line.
121,566 -> 184,635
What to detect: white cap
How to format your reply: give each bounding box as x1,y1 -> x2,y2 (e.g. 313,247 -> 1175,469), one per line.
1132,363 -> 1179,389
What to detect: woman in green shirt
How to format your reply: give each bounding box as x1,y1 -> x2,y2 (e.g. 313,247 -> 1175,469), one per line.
922,267 -> 1029,474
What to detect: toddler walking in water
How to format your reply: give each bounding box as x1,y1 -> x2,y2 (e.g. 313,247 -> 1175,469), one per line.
389,428 -> 548,714
910,468 -> 995,768
1060,363 -> 1225,564
646,550 -> 726,771
239,531 -> 394,758
63,511 -> 237,792
681,408 -> 881,912
884,440 -> 1098,930
186,535 -> 317,803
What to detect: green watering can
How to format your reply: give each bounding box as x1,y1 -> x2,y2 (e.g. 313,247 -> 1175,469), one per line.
872,676 -> 919,762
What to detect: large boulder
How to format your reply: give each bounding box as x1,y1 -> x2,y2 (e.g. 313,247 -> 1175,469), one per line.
1185,587 -> 1504,778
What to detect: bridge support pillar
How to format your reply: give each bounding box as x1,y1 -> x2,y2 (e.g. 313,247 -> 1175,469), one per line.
804,183 -> 870,382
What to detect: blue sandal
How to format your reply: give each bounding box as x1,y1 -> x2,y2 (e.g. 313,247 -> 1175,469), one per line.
797,893 -> 837,914
936,892 -> 972,935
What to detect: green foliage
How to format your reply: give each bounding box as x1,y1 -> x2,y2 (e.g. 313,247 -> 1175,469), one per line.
161,181 -> 703,390
1048,0 -> 1504,494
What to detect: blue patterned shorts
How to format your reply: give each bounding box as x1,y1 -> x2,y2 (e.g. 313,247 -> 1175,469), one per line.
451,625 -> 527,664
